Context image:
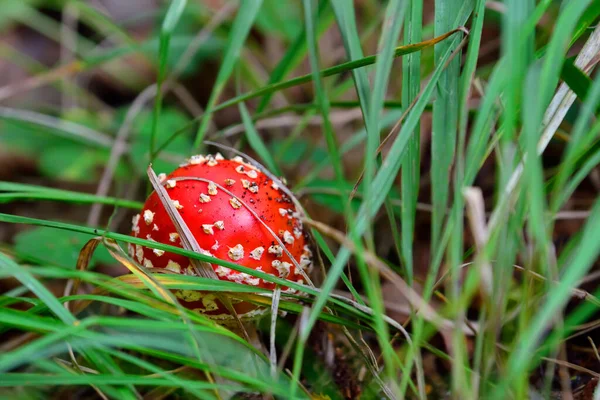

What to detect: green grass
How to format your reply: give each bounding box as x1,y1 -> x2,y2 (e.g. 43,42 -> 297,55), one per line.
1,1 -> 600,399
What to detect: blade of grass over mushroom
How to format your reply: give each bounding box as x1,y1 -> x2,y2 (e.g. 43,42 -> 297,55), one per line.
15,267 -> 305,331
43,236 -> 252,397
103,239 -> 177,306
146,166 -> 217,279
156,29 -> 463,157
150,0 -> 188,159
192,0 -> 263,150
18,272 -> 368,336
0,217 -> 412,344
102,241 -> 258,392
0,213 -> 375,321
108,275 -> 369,330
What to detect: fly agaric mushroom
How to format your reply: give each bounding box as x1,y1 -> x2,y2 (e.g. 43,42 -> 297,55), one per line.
129,154 -> 312,321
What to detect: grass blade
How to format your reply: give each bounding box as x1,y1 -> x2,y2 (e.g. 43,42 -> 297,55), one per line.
400,0 -> 423,285
193,1 -> 264,149
150,0 -> 188,158
0,252 -> 75,324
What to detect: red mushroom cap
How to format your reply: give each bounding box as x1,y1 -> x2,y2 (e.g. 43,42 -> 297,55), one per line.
129,154 -> 312,320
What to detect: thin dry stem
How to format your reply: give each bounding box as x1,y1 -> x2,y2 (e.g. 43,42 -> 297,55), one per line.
463,187 -> 493,295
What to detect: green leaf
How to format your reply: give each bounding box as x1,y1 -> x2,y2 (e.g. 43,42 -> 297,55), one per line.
561,56 -> 592,102
161,0 -> 187,34
0,119 -> 71,154
128,108 -> 192,174
0,108 -> 116,181
38,144 -> 107,182
255,0 -> 302,40
0,1 -> 29,30
14,227 -> 114,269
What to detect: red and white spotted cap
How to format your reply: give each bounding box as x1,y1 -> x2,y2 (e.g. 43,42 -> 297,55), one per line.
129,153 -> 312,320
